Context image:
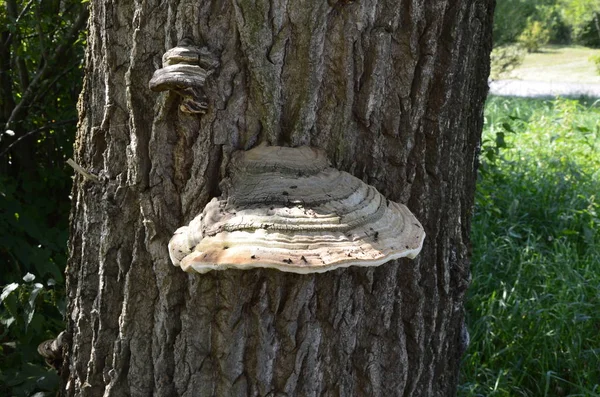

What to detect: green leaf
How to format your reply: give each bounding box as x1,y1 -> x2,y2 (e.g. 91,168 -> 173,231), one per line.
23,273 -> 35,282
1,283 -> 19,303
35,370 -> 59,391
496,131 -> 507,149
502,122 -> 515,133
28,283 -> 44,308
508,228 -> 522,239
485,147 -> 497,162
575,125 -> 591,133
24,283 -> 44,330
1,317 -> 16,329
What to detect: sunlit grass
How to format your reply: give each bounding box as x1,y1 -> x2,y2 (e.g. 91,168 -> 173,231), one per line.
460,96 -> 600,397
504,45 -> 600,84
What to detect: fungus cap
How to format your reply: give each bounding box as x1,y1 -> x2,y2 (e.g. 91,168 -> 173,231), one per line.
169,146 -> 425,274
148,64 -> 208,92
148,39 -> 218,114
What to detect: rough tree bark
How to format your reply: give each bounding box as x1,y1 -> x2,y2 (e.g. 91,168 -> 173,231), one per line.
64,0 -> 493,395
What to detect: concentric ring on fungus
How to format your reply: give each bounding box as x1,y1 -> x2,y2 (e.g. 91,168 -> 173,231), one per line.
168,145 -> 425,274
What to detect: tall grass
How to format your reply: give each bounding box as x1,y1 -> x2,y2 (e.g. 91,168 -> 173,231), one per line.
460,97 -> 600,397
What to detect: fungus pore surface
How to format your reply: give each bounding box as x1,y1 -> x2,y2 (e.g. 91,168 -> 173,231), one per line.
168,145 -> 425,274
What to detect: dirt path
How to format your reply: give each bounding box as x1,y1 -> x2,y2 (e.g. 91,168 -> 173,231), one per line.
489,79 -> 600,99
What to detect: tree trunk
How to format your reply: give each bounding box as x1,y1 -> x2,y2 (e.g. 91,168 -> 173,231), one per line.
64,0 -> 493,395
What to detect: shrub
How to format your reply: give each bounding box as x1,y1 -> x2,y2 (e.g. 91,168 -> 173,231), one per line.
590,54 -> 600,75
0,273 -> 64,396
489,45 -> 526,79
518,18 -> 551,52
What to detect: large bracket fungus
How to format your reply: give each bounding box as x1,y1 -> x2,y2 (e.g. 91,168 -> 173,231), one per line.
169,145 -> 425,274
149,38 -> 218,114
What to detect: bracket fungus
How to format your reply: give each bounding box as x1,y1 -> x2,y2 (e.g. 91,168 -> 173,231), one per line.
169,145 -> 425,274
149,38 -> 218,114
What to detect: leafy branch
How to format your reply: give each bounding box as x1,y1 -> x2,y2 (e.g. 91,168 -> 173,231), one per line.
2,6 -> 88,132
0,119 -> 77,158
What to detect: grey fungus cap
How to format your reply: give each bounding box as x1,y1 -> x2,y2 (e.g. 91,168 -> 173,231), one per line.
148,39 -> 218,114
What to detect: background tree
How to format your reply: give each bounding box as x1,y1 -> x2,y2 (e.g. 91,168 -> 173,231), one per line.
560,0 -> 600,47
63,0 -> 494,395
491,0 -> 600,50
492,0 -> 538,45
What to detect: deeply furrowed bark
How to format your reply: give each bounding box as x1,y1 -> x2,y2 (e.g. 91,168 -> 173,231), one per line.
64,0 -> 493,396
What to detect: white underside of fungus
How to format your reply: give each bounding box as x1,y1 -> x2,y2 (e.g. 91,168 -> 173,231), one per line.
169,145 -> 425,274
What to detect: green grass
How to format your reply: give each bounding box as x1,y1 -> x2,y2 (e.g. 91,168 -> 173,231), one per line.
460,96 -> 600,397
505,45 -> 600,84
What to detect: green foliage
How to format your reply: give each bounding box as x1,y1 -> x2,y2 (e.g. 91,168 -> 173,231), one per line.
578,16 -> 600,48
0,170 -> 71,283
518,18 -> 551,52
537,5 -> 572,44
461,97 -> 600,396
0,273 -> 65,396
591,54 -> 600,75
493,0 -> 600,48
493,0 -> 538,45
0,1 -> 87,395
490,45 -> 526,79
560,1 -> 600,47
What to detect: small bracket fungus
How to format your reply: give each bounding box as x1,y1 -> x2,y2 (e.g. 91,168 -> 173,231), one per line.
169,145 -> 425,274
149,38 -> 219,114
